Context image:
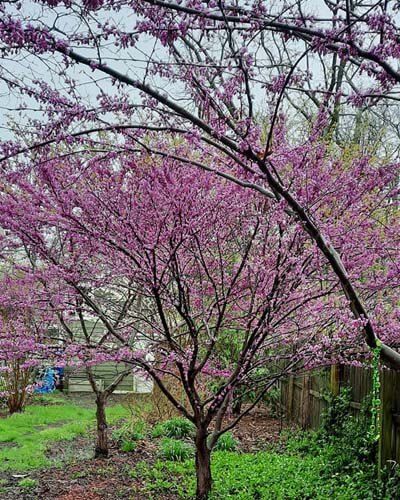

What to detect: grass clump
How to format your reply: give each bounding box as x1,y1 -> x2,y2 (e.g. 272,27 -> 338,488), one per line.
113,420 -> 146,444
159,438 -> 194,462
120,440 -> 137,453
152,417 -> 195,439
213,432 -> 238,452
17,478 -> 38,490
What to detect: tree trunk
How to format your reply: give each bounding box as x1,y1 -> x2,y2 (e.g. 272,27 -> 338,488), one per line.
195,427 -> 212,500
8,401 -> 24,414
94,393 -> 109,458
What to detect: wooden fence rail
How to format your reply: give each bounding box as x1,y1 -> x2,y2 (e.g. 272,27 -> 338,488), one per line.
280,365 -> 400,466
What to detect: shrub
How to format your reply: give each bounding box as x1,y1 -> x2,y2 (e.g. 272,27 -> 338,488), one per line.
152,417 -> 195,439
213,432 -> 238,452
264,385 -> 282,418
159,438 -> 193,461
1,359 -> 34,414
319,387 -> 352,439
123,377 -> 189,425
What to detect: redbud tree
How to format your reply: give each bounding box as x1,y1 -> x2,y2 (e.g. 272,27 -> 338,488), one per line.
0,0 -> 399,373
0,144 -> 398,497
0,224 -> 141,456
1,1 -> 400,497
0,275 -> 52,413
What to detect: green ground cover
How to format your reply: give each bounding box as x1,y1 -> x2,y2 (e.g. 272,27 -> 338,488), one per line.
0,393 -> 128,472
133,450 -> 384,499
127,405 -> 399,499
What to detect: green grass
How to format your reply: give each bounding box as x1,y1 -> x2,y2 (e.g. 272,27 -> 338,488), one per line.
17,478 -> 38,490
213,432 -> 238,451
0,393 -> 128,472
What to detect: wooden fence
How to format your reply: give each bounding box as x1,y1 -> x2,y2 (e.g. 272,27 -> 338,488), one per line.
280,365 -> 400,466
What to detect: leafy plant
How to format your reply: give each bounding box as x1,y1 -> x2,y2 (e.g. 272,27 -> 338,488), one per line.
319,386 -> 352,439
112,420 -> 146,444
120,440 -> 137,452
264,385 -> 282,418
380,462 -> 400,499
213,432 -> 238,452
159,438 -> 194,461
369,343 -> 382,444
152,417 -> 195,439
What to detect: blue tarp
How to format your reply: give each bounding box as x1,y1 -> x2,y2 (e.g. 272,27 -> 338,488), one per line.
34,368 -> 57,393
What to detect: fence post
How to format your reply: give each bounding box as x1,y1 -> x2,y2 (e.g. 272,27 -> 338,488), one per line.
301,374 -> 311,429
330,364 -> 340,396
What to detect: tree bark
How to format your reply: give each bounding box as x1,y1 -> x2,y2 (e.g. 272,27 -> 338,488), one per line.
94,393 -> 109,458
195,427 -> 212,500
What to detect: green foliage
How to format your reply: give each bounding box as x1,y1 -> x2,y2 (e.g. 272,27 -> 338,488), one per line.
159,438 -> 194,461
129,460 -> 175,491
142,389 -> 394,499
152,417 -> 195,439
264,385 -> 282,418
113,420 -> 146,444
380,462 -> 400,499
120,440 -> 137,452
286,389 -> 380,475
139,450 -> 385,499
283,387 -> 400,498
17,478 -> 38,489
213,432 -> 238,452
70,470 -> 87,479
369,344 -> 382,443
319,387 -> 352,438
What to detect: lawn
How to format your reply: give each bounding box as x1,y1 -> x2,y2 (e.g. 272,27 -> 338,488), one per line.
0,392 -> 128,472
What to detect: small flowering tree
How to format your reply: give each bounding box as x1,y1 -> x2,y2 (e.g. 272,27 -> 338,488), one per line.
0,147 -> 396,497
45,285 -> 139,458
0,316 -> 37,414
0,278 -> 50,414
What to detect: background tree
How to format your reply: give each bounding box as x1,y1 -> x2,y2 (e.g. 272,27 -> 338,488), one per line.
0,275 -> 51,414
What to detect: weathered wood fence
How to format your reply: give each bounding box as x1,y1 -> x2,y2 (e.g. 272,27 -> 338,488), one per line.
280,365 -> 400,465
